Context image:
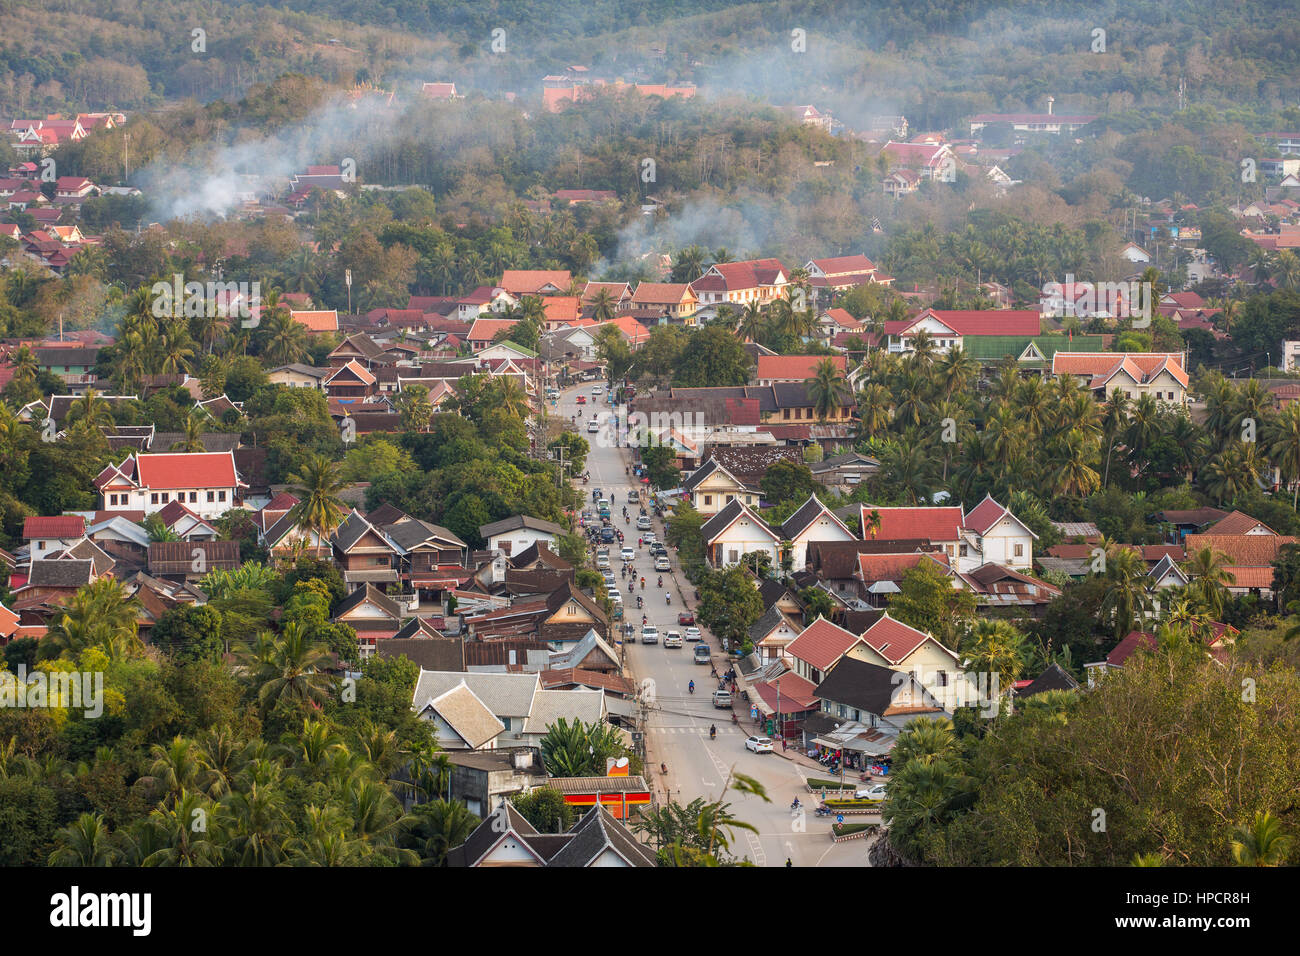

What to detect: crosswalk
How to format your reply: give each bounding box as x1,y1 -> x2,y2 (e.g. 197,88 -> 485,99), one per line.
648,725 -> 745,735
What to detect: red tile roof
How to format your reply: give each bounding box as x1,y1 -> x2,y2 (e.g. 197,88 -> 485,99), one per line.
291,309 -> 339,332
1106,630 -> 1156,667
23,515 -> 86,539
860,613 -> 934,664
756,354 -> 846,381
135,452 -> 238,491
785,617 -> 861,670
861,505 -> 964,543
912,309 -> 1042,337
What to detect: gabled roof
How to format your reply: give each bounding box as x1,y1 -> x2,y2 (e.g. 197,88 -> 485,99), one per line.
384,517 -> 467,552
812,656 -> 944,717
700,499 -> 781,544
333,582 -> 404,621
860,612 -> 954,666
25,558 -> 94,589
479,514 -> 566,540
1051,351 -> 1189,388
546,805 -> 657,867
785,616 -> 861,671
428,681 -> 506,749
1202,510 -> 1274,536
756,354 -> 847,381
962,494 -> 1036,539
904,308 -> 1041,337
332,510 -> 394,553
781,494 -> 856,541
860,505 -> 964,543
1015,663 -> 1079,698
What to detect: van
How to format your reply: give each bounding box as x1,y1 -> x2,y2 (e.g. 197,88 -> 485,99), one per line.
693,644 -> 711,664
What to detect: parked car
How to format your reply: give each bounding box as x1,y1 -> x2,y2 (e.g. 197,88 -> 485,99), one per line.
596,553 -> 610,570
601,572 -> 617,589
684,626 -> 702,641
600,527 -> 615,543
636,515 -> 652,530
712,689 -> 732,708
664,631 -> 683,648
855,784 -> 888,800
745,736 -> 773,754
693,643 -> 710,664
654,556 -> 670,572
641,625 -> 659,644
677,610 -> 695,626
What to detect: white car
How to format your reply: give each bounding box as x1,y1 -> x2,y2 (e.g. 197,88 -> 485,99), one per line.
684,626 -> 701,641
855,784 -> 888,800
643,532 -> 658,545
592,384 -> 603,394
620,547 -> 636,562
587,419 -> 600,433
596,554 -> 610,570
664,630 -> 683,648
641,625 -> 659,644
654,556 -> 670,572
608,589 -> 623,604
745,736 -> 774,754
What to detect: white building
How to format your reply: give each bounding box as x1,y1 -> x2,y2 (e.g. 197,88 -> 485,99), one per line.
93,451 -> 244,519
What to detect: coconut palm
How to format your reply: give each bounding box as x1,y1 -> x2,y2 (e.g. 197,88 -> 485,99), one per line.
1184,545 -> 1235,620
260,310 -> 308,366
889,717 -> 957,770
1265,402 -> 1300,508
856,383 -> 892,438
397,385 -> 434,432
49,812 -> 119,866
402,798 -> 478,866
247,622 -> 334,715
589,288 -> 617,322
64,387 -> 114,431
44,577 -> 141,659
171,410 -> 208,452
285,454 -> 348,546
1230,811 -> 1290,866
806,358 -> 848,423
1099,546 -> 1151,641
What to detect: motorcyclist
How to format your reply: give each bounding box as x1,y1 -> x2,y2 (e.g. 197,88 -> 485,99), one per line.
688,680 -> 695,694
657,576 -> 663,588
666,592 -> 671,605
709,724 -> 716,739
640,577 -> 646,590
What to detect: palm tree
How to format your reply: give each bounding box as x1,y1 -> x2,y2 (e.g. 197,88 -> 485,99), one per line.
403,798 -> 478,866
934,348 -> 977,398
1099,546 -> 1151,641
856,383 -> 892,438
159,319 -> 196,374
1230,811 -> 1290,866
1099,389 -> 1130,487
737,302 -> 765,342
171,410 -> 208,452
397,385 -> 434,432
492,377 -> 528,419
45,578 -> 141,659
64,388 -> 114,431
286,454 -> 348,547
963,619 -> 1026,688
806,358 -> 847,423
879,442 -> 937,505
1266,402 -> 1300,508
1273,249 -> 1300,291
247,623 -> 334,715
260,311 -> 308,366
1050,428 -> 1102,497
889,717 -> 957,770
9,345 -> 39,390
1200,442 -> 1261,504
589,288 -> 617,322
1184,545 -> 1235,620
49,812 -> 119,866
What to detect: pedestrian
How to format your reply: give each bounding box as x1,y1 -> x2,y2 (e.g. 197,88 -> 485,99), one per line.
785,857 -> 792,868
782,738 -> 788,752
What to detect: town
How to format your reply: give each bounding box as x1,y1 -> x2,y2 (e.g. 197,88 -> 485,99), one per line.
0,0 -> 1295,882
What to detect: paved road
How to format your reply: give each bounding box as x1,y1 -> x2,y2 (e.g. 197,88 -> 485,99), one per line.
557,383 -> 872,868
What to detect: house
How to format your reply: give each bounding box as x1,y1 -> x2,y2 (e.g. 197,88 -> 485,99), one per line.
446,803 -> 654,866
93,452 -> 243,519
855,551 -> 952,606
466,317 -> 519,352
323,360 -> 377,400
1083,624 -> 1238,686
1014,663 -> 1080,699
23,515 -> 87,558
813,657 -> 948,737
420,680 -> 506,750
969,110 -> 1097,137
629,282 -> 698,323
689,258 -> 790,313
1051,352 -> 1190,405
957,563 -> 1061,614
383,516 -> 469,599
880,141 -> 955,181
147,541 -> 240,581
682,445 -> 805,515
755,354 -> 847,386
881,309 -> 1041,354
267,364 -> 329,389
809,450 -> 880,489
153,500 -> 218,540
546,626 -> 620,671
1120,242 -> 1152,264
961,494 -> 1036,570
882,168 -> 921,197
421,82 -> 463,100
1183,533 -> 1298,599
413,670 -> 547,748
700,500 -> 781,569
780,494 -> 859,570
479,515 -> 566,556
499,270 -> 572,297
328,334 -> 387,369
333,583 -> 407,656
748,604 -> 803,664
852,613 -> 967,712
331,510 -> 400,590
804,255 -> 893,295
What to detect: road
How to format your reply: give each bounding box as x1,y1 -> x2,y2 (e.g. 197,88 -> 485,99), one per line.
556,382 -> 872,868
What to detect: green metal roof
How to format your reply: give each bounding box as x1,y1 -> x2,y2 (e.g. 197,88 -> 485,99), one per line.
962,334 -> 1106,364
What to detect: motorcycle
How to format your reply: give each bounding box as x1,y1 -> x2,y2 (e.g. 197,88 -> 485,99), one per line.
814,806 -> 834,818
657,576 -> 663,588
709,726 -> 717,740
636,596 -> 643,609
666,592 -> 671,605
688,681 -> 695,694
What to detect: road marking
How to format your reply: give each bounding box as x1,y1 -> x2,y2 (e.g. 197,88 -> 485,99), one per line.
746,833 -> 767,866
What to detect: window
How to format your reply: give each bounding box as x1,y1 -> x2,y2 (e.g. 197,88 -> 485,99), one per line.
1014,543 -> 1024,557
218,491 -> 226,502
207,491 -> 215,503
937,671 -> 948,687
725,494 -> 734,503
36,542 -> 44,551
151,493 -> 159,504
189,492 -> 198,503
703,495 -> 713,506
959,544 -> 968,557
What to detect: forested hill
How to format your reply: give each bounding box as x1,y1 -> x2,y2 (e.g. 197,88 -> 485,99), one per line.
0,0 -> 1297,128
